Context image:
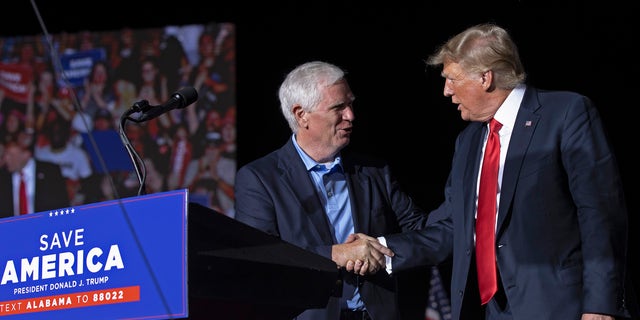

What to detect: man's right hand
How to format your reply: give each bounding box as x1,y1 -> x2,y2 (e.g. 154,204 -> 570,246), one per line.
331,233 -> 394,276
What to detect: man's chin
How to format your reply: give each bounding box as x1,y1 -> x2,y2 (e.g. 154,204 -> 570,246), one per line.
337,136 -> 350,147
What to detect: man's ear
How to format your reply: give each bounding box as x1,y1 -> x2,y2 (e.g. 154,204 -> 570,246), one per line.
293,105 -> 308,127
482,70 -> 495,91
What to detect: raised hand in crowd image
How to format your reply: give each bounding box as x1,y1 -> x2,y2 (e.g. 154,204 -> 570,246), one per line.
349,23 -> 638,320
78,60 -> 115,119
234,60 -> 433,320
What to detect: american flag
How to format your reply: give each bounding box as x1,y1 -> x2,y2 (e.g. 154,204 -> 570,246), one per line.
425,266 -> 452,320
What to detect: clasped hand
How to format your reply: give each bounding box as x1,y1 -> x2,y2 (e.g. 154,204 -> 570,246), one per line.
332,233 -> 394,276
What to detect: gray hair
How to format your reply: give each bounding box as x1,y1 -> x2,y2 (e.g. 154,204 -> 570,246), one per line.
278,61 -> 345,133
426,23 -> 526,90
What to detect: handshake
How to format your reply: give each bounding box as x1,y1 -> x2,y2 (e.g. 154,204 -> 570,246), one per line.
331,233 -> 394,276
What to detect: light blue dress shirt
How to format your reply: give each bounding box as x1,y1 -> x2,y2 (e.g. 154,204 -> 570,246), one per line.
292,135 -> 364,310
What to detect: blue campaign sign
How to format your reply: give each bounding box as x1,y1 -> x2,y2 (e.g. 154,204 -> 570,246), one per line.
58,48 -> 107,87
81,130 -> 134,174
0,189 -> 189,319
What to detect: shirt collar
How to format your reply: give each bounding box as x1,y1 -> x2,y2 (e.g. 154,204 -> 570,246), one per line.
291,134 -> 342,172
493,84 -> 526,131
21,158 -> 35,177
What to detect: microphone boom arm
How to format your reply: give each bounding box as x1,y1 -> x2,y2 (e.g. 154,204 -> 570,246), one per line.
119,86 -> 198,195
119,108 -> 147,196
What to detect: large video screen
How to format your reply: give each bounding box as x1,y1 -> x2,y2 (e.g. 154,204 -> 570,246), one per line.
0,22 -> 236,217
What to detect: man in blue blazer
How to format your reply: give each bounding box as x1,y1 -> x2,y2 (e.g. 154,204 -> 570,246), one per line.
235,61 -> 431,320
370,23 -> 638,320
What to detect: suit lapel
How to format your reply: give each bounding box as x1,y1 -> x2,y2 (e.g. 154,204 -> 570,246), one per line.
34,162 -> 44,212
277,140 -> 335,243
0,170 -> 14,216
496,87 -> 540,236
465,123 -> 485,238
342,157 -> 370,233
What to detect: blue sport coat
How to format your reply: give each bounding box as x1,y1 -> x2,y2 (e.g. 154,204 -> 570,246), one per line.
235,138 -> 430,320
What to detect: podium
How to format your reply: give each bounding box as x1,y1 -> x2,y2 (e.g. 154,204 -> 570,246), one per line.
0,190 -> 338,320
188,202 -> 339,319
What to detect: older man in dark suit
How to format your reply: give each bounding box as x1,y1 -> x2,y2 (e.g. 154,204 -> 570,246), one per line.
234,61 -> 431,320
372,23 -> 638,320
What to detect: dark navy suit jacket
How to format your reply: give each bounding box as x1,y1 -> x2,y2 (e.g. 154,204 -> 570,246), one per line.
385,86 -> 637,319
0,160 -> 70,218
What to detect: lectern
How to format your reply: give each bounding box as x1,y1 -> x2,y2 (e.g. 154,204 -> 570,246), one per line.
0,190 -> 338,320
188,202 -> 339,319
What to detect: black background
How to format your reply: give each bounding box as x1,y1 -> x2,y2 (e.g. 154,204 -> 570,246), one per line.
6,0 -> 638,310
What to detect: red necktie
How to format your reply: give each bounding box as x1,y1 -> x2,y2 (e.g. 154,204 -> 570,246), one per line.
19,171 -> 28,215
475,118 -> 502,305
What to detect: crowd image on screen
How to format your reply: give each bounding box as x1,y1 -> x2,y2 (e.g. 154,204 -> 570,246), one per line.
0,23 -> 236,217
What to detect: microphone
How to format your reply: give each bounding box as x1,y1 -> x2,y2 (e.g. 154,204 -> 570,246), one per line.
136,87 -> 198,122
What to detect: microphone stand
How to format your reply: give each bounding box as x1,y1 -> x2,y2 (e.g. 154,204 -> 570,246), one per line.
119,100 -> 151,196
119,89 -> 196,196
